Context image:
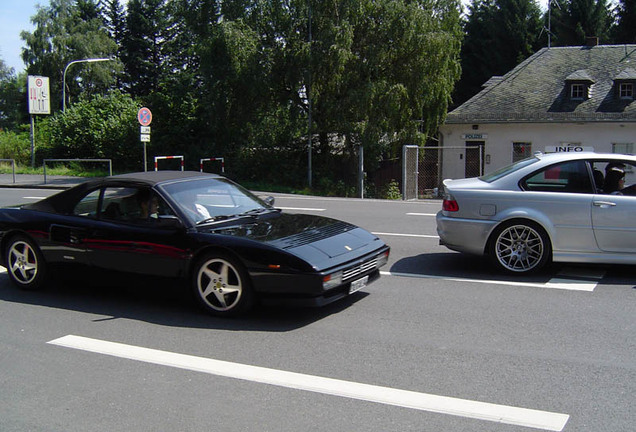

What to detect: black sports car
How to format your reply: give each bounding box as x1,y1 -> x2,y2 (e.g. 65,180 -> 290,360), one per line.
0,171 -> 389,316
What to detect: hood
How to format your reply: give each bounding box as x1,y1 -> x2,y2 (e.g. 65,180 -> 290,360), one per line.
203,212 -> 378,260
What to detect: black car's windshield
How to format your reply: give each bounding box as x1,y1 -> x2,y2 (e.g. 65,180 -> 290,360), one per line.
162,177 -> 273,224
479,156 -> 540,183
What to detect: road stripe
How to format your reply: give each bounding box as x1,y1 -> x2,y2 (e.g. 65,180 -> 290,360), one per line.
373,232 -> 439,239
406,212 -> 437,216
382,271 -> 598,292
48,335 -> 569,431
23,196 -> 48,200
277,207 -> 326,212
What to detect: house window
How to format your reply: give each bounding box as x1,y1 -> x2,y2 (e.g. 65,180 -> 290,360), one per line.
571,84 -> 585,99
512,142 -> 532,162
613,143 -> 634,155
619,83 -> 633,99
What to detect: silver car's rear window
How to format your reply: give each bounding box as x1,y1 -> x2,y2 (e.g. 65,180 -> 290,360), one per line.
479,156 -> 540,183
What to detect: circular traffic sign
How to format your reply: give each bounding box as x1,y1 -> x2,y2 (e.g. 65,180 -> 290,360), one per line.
138,107 -> 152,126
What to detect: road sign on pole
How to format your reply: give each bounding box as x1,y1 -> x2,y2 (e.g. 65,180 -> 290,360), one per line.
138,108 -> 153,171
28,76 -> 50,115
138,107 -> 152,126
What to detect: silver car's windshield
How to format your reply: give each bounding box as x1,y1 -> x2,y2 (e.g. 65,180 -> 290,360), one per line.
162,177 -> 270,224
480,156 -> 540,183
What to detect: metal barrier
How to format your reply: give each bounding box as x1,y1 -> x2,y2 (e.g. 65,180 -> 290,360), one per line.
0,159 -> 16,183
200,157 -> 225,173
43,158 -> 112,184
154,155 -> 184,171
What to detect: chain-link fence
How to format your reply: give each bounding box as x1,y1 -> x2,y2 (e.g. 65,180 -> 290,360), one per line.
402,145 -> 485,199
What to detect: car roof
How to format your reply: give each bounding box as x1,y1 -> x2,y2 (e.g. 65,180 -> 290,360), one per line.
110,170 -> 222,186
534,152 -> 636,163
23,171 -> 223,214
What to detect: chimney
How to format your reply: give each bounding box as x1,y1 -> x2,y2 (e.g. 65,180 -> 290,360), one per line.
586,37 -> 599,47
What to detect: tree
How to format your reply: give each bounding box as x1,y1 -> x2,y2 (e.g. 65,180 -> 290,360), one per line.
120,0 -> 169,97
0,59 -> 29,130
549,0 -> 612,46
612,0 -> 636,43
46,91 -> 140,169
454,0 -> 542,107
21,0 -> 118,112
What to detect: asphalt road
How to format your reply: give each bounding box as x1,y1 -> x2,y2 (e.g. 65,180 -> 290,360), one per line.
0,188 -> 634,432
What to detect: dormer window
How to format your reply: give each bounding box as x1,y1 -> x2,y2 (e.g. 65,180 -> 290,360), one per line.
571,83 -> 586,99
619,82 -> 633,100
565,70 -> 594,101
614,68 -> 636,101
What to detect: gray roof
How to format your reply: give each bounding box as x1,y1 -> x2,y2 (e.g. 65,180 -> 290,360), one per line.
446,45 -> 636,124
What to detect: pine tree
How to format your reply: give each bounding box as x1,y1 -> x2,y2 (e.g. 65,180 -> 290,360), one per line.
612,0 -> 636,43
549,0 -> 612,46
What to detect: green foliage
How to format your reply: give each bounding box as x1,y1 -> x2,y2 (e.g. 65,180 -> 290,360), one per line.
612,0 -> 636,43
47,91 -> 141,170
550,0 -> 612,46
0,129 -> 31,164
381,179 -> 402,200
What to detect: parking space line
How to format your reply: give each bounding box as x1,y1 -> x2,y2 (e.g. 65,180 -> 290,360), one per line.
276,207 -> 326,212
382,271 -> 598,291
48,335 -> 569,431
373,232 -> 439,239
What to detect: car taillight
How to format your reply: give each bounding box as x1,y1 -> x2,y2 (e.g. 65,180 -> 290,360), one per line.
442,197 -> 459,212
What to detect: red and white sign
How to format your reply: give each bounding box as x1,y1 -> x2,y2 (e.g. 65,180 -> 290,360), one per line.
28,75 -> 50,115
138,107 -> 152,126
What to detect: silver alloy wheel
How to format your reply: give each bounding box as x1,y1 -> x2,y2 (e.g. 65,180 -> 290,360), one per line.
494,224 -> 545,272
195,257 -> 244,312
8,240 -> 39,285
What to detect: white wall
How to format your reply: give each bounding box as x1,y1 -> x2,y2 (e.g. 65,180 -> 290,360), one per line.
439,122 -> 636,180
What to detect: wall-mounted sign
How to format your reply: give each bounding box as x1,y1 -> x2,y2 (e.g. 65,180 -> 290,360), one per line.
461,133 -> 488,140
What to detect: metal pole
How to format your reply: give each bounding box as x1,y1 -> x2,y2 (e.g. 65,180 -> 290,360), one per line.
307,3 -> 312,188
29,115 -> 35,168
63,58 -> 112,112
358,145 -> 364,199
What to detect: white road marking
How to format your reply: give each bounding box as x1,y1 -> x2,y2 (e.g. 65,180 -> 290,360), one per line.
277,207 -> 326,212
382,271 -> 598,292
23,196 -> 47,200
48,335 -> 569,431
373,232 -> 439,239
406,212 -> 437,216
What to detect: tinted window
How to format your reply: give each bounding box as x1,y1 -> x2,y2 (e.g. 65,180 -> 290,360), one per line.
522,160 -> 593,193
480,156 -> 540,183
73,190 -> 100,217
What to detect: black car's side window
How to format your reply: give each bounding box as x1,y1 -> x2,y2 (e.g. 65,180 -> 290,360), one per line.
73,190 -> 101,217
100,187 -> 174,223
523,160 -> 593,194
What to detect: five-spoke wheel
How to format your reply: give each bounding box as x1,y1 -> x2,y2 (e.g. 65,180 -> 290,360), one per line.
192,253 -> 253,316
5,235 -> 47,290
490,221 -> 550,274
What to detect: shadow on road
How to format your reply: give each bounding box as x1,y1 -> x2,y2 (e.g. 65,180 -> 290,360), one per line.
0,271 -> 369,332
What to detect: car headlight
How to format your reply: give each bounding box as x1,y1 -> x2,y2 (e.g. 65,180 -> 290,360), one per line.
322,271 -> 343,289
376,250 -> 389,268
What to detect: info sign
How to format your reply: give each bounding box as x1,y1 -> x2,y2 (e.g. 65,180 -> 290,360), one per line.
27,75 -> 50,115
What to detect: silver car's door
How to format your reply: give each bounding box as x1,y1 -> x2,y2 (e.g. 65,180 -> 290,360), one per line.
592,194 -> 636,253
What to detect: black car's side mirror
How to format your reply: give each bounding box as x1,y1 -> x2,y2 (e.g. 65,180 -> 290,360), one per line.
263,196 -> 275,207
156,215 -> 183,229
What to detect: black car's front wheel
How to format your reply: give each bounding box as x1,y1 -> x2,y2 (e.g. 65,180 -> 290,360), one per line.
490,221 -> 551,274
5,235 -> 47,290
191,253 -> 253,317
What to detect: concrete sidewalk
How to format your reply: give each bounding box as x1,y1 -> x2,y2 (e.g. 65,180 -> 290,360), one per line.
0,173 -> 90,189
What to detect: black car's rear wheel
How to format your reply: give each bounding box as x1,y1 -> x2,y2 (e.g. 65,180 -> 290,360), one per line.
5,235 -> 47,290
490,221 -> 550,274
191,253 -> 253,317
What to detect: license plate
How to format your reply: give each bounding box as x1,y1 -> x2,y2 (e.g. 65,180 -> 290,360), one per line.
348,275 -> 369,294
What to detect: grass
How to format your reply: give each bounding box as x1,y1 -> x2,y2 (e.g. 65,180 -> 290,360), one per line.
0,162 -> 109,178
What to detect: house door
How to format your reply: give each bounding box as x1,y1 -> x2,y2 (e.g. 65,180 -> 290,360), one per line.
465,141 -> 485,178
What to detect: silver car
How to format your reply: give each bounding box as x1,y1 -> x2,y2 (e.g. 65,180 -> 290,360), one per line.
436,152 -> 636,274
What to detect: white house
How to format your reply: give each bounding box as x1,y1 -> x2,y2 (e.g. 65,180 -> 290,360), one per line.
439,43 -> 636,181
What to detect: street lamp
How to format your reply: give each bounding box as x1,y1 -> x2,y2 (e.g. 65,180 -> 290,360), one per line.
62,57 -> 112,112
